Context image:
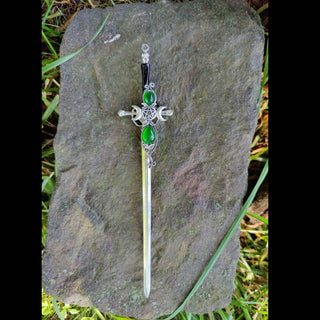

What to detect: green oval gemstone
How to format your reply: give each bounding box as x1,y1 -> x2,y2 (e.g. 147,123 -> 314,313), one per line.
142,125 -> 156,144
143,90 -> 155,105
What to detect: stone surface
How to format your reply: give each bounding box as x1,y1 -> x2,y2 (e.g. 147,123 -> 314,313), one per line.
42,0 -> 264,318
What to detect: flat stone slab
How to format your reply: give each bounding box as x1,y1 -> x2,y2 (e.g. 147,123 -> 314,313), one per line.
42,0 -> 264,318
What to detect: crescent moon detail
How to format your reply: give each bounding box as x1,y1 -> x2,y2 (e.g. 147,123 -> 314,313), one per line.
157,106 -> 168,122
131,105 -> 142,121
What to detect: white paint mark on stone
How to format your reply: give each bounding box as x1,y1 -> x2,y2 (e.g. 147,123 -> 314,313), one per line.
104,34 -> 121,44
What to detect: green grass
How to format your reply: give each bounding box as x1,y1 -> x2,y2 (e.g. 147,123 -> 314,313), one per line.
42,1 -> 268,319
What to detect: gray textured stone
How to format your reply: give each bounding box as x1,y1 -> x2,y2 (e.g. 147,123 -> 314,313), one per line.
42,0 -> 264,318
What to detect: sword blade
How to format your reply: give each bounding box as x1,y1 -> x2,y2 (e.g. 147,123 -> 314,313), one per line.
142,143 -> 151,298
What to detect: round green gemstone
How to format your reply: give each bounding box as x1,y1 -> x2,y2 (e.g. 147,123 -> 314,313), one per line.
143,90 -> 155,105
142,125 -> 156,144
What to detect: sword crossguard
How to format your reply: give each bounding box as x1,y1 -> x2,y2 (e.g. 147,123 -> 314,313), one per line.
118,105 -> 173,124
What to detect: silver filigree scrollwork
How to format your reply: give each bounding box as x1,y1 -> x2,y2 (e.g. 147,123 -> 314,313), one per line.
141,43 -> 150,63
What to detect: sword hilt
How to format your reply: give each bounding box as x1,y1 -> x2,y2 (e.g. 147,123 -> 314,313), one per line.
141,44 -> 150,93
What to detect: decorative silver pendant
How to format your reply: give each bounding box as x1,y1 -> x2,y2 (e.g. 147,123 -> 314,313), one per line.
118,82 -> 173,167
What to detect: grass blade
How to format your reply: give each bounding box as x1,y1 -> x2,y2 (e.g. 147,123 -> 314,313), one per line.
217,310 -> 233,320
42,94 -> 59,123
257,3 -> 268,14
208,312 -> 216,320
42,13 -> 109,74
42,0 -> 56,27
42,149 -> 55,158
42,30 -> 59,58
250,146 -> 268,162
162,160 -> 268,320
92,307 -> 106,320
41,172 -> 55,193
51,297 -> 65,320
246,211 -> 268,225
180,312 -> 187,320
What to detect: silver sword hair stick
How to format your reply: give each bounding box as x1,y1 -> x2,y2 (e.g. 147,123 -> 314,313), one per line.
118,44 -> 173,298
141,43 -> 151,298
